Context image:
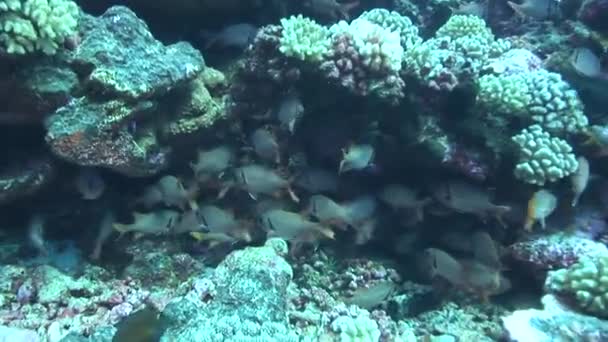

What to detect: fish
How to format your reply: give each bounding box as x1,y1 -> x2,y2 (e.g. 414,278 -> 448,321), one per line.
342,281 -> 397,310
231,165 -> 299,202
423,247 -> 510,301
250,128 -> 281,164
259,209 -> 335,241
112,306 -> 166,342
189,231 -> 241,247
90,210 -> 115,260
453,1 -> 488,18
113,210 -> 179,235
507,0 -> 560,19
471,231 -> 501,270
190,145 -> 234,182
432,181 -> 511,223
276,92 -> 304,134
571,156 -> 590,207
196,205 -> 251,242
293,167 -> 339,194
571,48 -> 603,79
171,208 -> 204,235
304,0 -> 360,20
306,194 -> 351,229
74,167 -> 105,200
156,175 -> 198,210
582,125 -> 608,157
202,23 -> 258,50
524,189 -> 557,231
27,214 -> 47,256
339,144 -> 375,174
342,195 -> 377,225
378,184 -> 431,221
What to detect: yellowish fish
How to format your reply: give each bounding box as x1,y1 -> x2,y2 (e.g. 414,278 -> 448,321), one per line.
571,156 -> 589,207
524,189 -> 557,231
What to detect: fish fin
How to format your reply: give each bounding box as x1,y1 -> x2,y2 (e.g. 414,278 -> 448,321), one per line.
190,231 -> 206,241
217,184 -> 232,199
248,192 -> 258,201
188,199 -> 199,210
112,223 -> 129,233
507,1 -> 528,17
317,225 -> 335,240
571,196 -> 579,207
287,187 -> 300,203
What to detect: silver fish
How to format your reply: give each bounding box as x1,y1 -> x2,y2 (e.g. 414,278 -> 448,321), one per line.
571,48 -> 602,79
190,145 -> 234,181
113,210 -> 179,235
306,194 -> 350,228
233,165 -> 298,202
276,92 -> 304,134
202,23 -> 258,50
432,181 -> 511,220
339,144 -> 375,174
260,209 -> 334,241
507,0 -> 560,19
250,128 -> 280,164
378,184 -> 430,221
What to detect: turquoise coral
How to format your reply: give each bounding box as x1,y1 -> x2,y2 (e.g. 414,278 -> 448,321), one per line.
0,0 -> 79,55
278,14 -> 330,63
358,8 -> 421,50
511,125 -> 578,185
546,255 -> 608,318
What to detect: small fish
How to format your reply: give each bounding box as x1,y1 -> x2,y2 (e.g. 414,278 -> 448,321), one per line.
378,184 -> 431,221
524,189 -> 557,231
293,167 -> 339,194
571,48 -> 603,79
453,1 -> 488,18
113,210 -> 179,235
74,167 -> 105,200
27,214 -> 47,256
260,209 -> 335,241
202,23 -> 258,50
432,181 -> 511,223
190,145 -> 234,182
232,165 -> 299,202
343,281 -> 397,310
507,0 -> 560,19
113,306 -> 166,342
306,194 -> 351,229
171,208 -> 204,235
250,127 -> 281,164
305,0 -> 359,20
90,210 -> 115,260
196,205 -> 251,241
339,144 -> 375,174
276,92 -> 304,134
156,175 -> 198,210
571,156 -> 590,207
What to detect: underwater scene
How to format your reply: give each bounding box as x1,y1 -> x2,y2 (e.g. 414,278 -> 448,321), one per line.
2,0 -> 608,341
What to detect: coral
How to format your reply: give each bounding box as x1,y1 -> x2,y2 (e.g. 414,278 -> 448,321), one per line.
0,0 -> 79,55
358,8 -> 421,50
278,14 -> 330,63
0,155 -> 55,205
403,15 -> 508,91
502,294 -> 608,342
72,6 -> 203,100
546,255 -> 608,318
161,238 -> 299,341
320,16 -> 406,102
163,72 -> 226,137
330,312 -> 382,341
509,233 -> 608,275
44,97 -> 168,177
511,125 -> 578,185
477,70 -> 588,136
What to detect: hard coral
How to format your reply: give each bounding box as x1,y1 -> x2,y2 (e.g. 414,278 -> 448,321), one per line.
0,0 -> 79,55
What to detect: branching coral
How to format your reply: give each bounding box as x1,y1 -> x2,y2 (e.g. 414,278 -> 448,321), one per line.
0,0 -> 79,55
278,14 -> 330,63
511,125 -> 579,185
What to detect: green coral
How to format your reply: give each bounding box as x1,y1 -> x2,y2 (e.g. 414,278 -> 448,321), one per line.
330,314 -> 381,342
546,255 -> 608,318
358,8 -> 421,50
511,125 -> 578,185
477,70 -> 588,136
403,15 -> 508,90
0,0 -> 79,55
278,14 -> 330,63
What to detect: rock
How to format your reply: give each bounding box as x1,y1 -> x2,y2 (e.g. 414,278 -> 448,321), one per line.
72,6 -> 204,100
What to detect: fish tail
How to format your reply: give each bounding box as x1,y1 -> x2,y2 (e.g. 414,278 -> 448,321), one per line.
287,187 -> 300,203
571,195 -> 580,207
190,232 -> 206,241
507,1 -> 526,16
523,215 -> 534,231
